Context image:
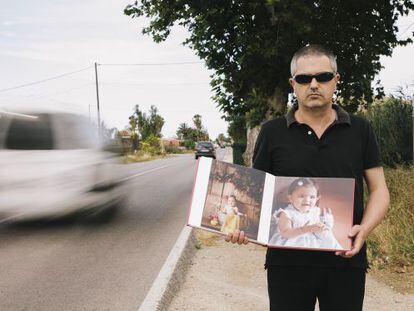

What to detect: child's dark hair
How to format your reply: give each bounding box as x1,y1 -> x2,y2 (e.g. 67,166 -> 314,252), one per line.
287,178 -> 320,196
228,195 -> 236,199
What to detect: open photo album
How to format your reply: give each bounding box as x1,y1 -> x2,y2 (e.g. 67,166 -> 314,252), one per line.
187,157 -> 355,251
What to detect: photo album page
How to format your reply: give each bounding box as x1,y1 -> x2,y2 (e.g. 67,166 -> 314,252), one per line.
187,157 -> 355,251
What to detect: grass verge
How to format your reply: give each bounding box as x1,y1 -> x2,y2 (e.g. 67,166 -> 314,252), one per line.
121,151 -> 171,163
367,165 -> 413,293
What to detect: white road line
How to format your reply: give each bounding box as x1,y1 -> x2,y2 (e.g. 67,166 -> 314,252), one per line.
120,164 -> 175,182
138,226 -> 193,311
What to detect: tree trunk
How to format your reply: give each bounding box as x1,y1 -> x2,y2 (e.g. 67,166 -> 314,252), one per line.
243,88 -> 287,167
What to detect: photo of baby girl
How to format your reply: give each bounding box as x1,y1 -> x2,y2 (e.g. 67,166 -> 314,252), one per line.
268,177 -> 353,250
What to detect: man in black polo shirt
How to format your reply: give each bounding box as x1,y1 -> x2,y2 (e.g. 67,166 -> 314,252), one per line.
225,45 -> 390,311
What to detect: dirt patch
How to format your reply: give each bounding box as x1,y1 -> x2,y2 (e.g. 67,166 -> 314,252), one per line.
168,235 -> 268,311
194,229 -> 221,247
369,267 -> 414,295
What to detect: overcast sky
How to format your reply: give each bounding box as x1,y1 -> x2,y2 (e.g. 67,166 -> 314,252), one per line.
0,1 -> 413,139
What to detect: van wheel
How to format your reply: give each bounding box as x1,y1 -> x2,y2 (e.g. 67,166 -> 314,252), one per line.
83,202 -> 122,224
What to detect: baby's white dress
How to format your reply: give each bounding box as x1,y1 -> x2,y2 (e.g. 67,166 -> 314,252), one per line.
268,204 -> 342,249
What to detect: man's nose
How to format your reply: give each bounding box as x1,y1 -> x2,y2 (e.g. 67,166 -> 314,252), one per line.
310,77 -> 319,89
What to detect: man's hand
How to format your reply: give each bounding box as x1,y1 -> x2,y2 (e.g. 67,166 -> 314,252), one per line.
225,229 -> 249,245
335,225 -> 368,258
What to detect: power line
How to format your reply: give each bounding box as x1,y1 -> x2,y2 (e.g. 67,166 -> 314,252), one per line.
99,61 -> 203,66
0,61 -> 204,94
25,83 -> 95,101
0,65 -> 94,94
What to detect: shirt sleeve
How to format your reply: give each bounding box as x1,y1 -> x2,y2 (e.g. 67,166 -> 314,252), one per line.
363,120 -> 382,169
252,123 -> 272,173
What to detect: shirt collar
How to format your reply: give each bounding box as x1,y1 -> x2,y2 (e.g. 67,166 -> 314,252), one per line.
285,104 -> 351,127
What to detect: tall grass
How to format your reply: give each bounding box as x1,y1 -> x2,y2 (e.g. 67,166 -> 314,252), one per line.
367,165 -> 414,269
361,98 -> 413,167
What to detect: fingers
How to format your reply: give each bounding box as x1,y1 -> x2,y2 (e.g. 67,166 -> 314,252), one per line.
345,230 -> 365,257
231,230 -> 239,243
237,230 -> 245,245
348,225 -> 361,238
225,230 -> 249,245
328,208 -> 332,214
337,225 -> 367,258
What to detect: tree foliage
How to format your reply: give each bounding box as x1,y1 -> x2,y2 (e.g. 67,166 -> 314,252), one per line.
125,0 -> 414,127
176,122 -> 192,140
360,97 -> 413,166
176,114 -> 210,142
129,104 -> 165,141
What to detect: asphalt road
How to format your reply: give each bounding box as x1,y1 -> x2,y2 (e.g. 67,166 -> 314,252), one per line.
0,149 -> 228,310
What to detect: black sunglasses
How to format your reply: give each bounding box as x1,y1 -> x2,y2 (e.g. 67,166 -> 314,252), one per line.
293,72 -> 335,84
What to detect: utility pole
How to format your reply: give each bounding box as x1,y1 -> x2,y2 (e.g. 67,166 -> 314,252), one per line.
94,62 -> 101,133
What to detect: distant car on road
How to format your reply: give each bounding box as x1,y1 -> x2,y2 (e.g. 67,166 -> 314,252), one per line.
0,108 -> 125,222
195,141 -> 216,160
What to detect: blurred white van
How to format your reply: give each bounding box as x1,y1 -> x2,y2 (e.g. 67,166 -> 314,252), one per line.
0,108 -> 125,222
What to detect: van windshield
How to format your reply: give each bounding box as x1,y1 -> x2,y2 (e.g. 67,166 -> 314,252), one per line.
5,114 -> 54,150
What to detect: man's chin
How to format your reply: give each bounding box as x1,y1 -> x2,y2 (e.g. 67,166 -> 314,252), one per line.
302,100 -> 330,110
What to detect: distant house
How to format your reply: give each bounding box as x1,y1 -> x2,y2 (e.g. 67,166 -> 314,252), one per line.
118,130 -> 134,152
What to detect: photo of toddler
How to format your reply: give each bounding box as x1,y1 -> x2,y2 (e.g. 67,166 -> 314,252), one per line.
269,178 -> 343,250
218,195 -> 247,234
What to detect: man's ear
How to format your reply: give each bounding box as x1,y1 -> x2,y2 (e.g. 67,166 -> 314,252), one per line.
289,77 -> 295,88
335,73 -> 340,83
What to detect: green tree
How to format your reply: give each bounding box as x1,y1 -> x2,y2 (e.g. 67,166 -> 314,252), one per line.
216,133 -> 229,147
192,114 -> 209,141
125,0 -> 413,126
128,112 -> 139,150
129,105 -> 165,141
176,122 -> 192,140
192,114 -> 203,132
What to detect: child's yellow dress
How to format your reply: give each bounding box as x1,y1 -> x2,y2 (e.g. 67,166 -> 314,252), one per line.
220,204 -> 240,233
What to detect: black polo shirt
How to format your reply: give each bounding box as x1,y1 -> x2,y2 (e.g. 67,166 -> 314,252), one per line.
253,104 -> 381,269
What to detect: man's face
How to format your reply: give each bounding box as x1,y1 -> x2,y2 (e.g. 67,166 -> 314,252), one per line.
289,55 -> 339,110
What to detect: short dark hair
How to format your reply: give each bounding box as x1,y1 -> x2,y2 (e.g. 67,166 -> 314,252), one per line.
287,178 -> 320,196
290,44 -> 337,76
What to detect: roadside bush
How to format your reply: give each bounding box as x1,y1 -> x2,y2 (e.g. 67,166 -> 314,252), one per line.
164,145 -> 183,154
362,98 -> 413,167
140,134 -> 164,155
367,165 -> 414,270
183,139 -> 195,150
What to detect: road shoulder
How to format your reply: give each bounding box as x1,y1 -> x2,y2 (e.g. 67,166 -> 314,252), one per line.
168,230 -> 414,311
